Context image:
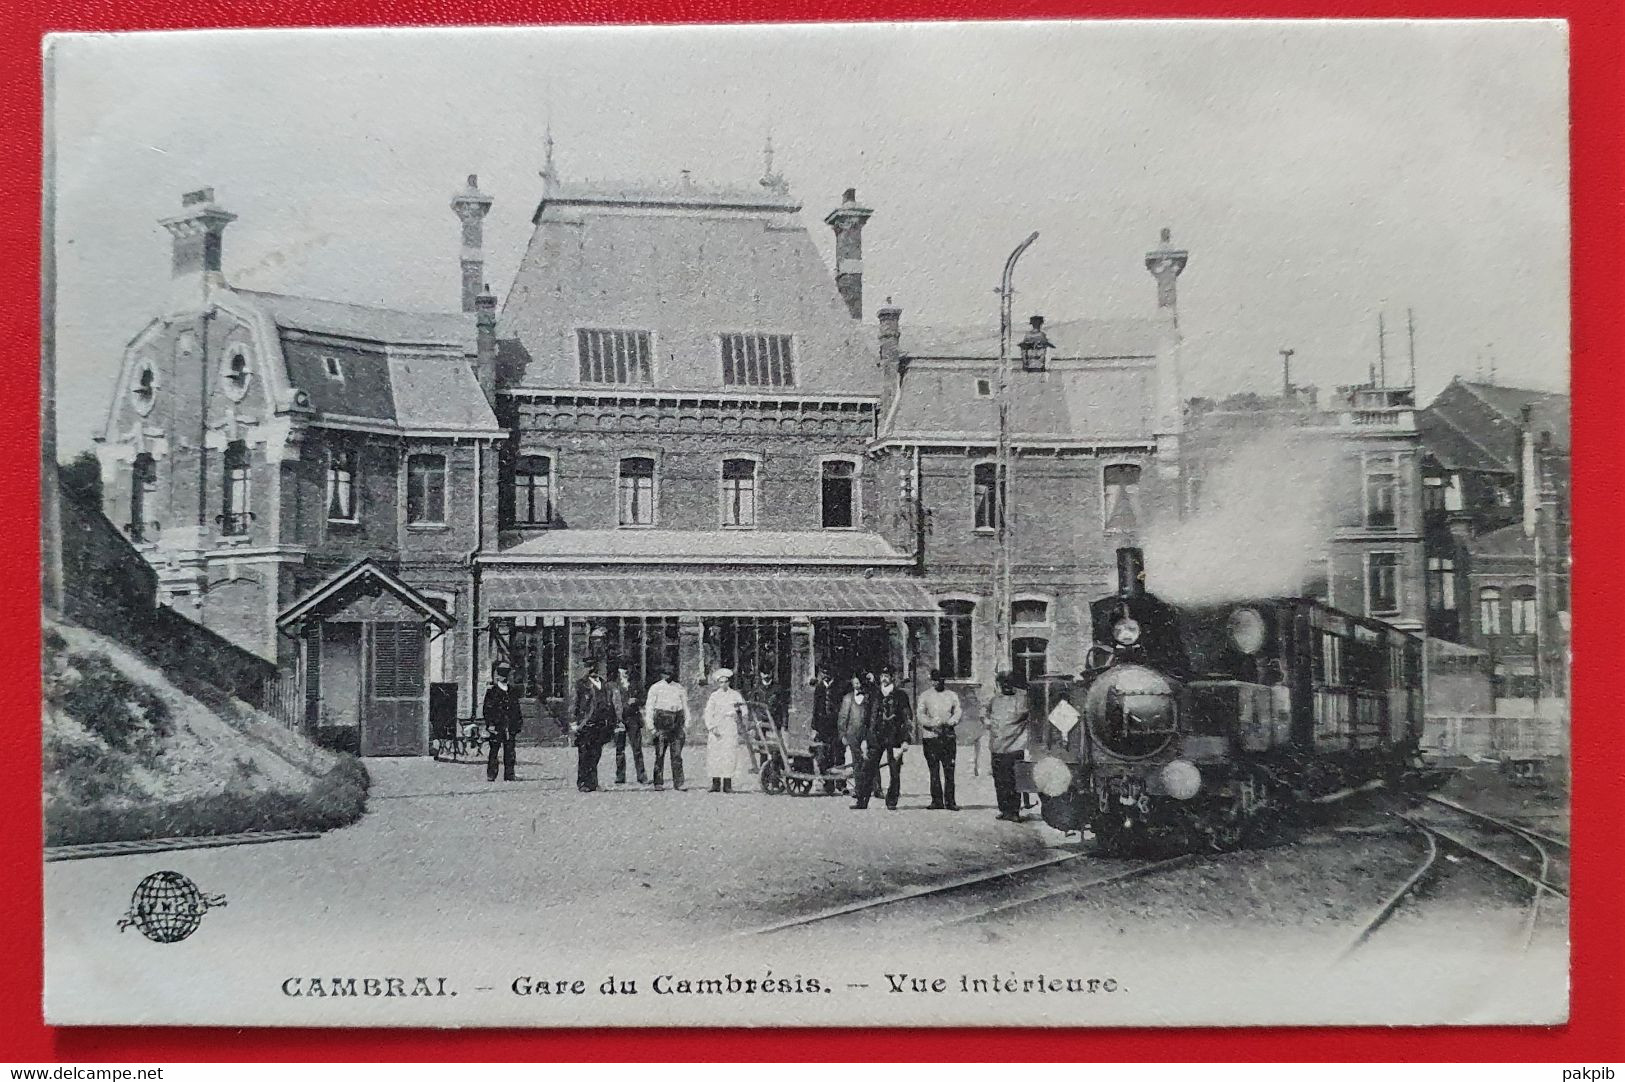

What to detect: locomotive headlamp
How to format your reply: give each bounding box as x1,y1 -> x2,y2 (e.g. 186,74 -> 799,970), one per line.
1227,607 -> 1267,655
1159,759 -> 1202,800
1112,617 -> 1142,646
1031,756 -> 1073,797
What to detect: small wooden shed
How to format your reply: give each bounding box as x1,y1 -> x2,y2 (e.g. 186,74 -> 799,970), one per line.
278,559 -> 455,756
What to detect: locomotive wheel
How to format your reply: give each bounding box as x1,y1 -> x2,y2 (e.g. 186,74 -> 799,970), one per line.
759,760 -> 787,795
785,775 -> 814,796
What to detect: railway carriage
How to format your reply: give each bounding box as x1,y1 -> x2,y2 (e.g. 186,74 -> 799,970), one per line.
1017,548 -> 1424,852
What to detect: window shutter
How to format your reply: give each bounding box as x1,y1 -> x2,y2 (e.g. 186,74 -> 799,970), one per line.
373,623 -> 425,698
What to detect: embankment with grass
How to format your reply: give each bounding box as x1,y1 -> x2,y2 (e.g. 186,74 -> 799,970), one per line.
44,617 -> 368,847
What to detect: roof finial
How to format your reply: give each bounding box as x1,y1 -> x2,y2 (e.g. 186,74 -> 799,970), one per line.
759,128 -> 789,195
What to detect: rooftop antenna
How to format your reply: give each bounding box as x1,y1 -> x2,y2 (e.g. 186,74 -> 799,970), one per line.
1407,308 -> 1417,388
759,128 -> 788,194
1280,348 -> 1295,397
1377,311 -> 1388,388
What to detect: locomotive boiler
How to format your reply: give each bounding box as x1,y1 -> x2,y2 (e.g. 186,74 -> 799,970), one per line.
1015,548 -> 1424,852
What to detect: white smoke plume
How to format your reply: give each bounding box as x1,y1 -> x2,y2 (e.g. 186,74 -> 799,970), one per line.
1141,428 -> 1345,606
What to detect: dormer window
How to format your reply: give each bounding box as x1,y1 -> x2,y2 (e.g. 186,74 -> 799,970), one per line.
721,333 -> 795,387
322,355 -> 344,381
130,364 -> 157,416
578,329 -> 653,385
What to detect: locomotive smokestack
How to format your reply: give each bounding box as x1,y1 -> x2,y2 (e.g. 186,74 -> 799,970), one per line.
1117,547 -> 1146,598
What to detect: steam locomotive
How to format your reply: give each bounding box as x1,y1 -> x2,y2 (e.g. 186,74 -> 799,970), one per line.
1015,548 -> 1425,852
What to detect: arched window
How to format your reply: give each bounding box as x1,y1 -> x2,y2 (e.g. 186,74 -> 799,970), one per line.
1479,587 -> 1503,636
130,365 -> 157,415
220,440 -> 251,536
972,461 -> 1002,531
1012,637 -> 1048,687
406,452 -> 447,525
1510,585 -> 1537,635
1011,597 -> 1050,627
618,456 -> 657,526
721,457 -> 758,528
327,444 -> 358,522
1103,463 -> 1141,532
222,350 -> 251,401
821,459 -> 856,529
129,453 -> 157,542
937,599 -> 975,680
511,454 -> 554,526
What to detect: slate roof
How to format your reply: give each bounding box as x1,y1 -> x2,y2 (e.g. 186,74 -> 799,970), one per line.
235,290 -> 478,351
1472,523 -> 1535,559
498,180 -> 878,396
229,288 -> 500,434
881,317 -> 1167,444
490,529 -> 911,565
1422,378 -> 1570,474
885,361 -> 1159,444
1417,408 -> 1504,472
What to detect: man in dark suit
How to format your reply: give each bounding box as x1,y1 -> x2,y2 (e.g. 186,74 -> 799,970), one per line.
483,662 -> 523,783
810,663 -> 843,793
755,668 -> 790,731
610,659 -> 649,785
571,661 -> 617,792
853,666 -> 912,811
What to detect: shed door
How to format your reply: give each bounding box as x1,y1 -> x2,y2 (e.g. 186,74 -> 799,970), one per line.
321,624 -> 362,731
364,622 -> 428,755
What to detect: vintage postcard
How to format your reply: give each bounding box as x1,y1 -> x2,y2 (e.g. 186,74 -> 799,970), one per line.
40,20 -> 1570,1027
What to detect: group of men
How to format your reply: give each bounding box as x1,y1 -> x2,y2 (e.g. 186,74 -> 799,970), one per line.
480,657 -> 1036,822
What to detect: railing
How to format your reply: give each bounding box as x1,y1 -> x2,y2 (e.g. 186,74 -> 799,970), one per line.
260,670 -> 305,731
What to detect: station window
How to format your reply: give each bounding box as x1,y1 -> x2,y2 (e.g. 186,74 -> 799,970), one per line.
821,460 -> 856,529
720,457 -> 758,528
972,462 -> 1003,531
129,453 -> 157,542
937,600 -> 975,680
619,456 -> 657,527
1365,461 -> 1398,529
1012,637 -> 1048,687
511,455 -> 554,527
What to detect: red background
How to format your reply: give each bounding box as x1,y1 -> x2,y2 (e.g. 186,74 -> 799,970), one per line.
3,0 -> 1619,1062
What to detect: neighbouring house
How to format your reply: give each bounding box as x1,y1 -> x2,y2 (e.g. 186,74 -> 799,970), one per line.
1418,378 -> 1570,720
96,185 -> 506,754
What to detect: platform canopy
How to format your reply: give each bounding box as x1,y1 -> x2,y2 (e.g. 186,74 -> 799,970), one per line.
483,572 -> 942,618
277,558 -> 457,633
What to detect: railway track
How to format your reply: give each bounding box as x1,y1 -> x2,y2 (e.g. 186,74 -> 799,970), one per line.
746,848 -> 1200,938
1339,795 -> 1568,961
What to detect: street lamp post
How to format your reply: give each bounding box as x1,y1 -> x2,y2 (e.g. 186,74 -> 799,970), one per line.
994,232 -> 1039,678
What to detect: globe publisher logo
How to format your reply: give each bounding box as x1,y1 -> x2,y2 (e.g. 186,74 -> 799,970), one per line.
117,871 -> 227,943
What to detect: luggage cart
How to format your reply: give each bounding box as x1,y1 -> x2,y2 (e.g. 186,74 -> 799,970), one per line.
736,701 -> 855,795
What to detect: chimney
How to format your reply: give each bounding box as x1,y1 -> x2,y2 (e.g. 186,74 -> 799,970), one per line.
473,284 -> 498,407
160,187 -> 236,281
1144,227 -> 1189,321
877,298 -> 904,416
1117,546 -> 1146,598
824,187 -> 874,320
451,174 -> 494,314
